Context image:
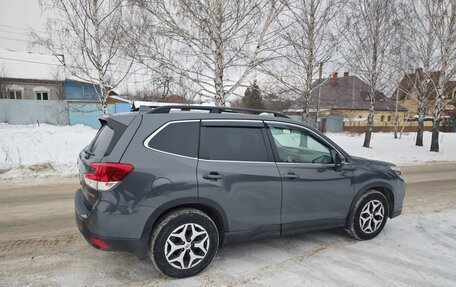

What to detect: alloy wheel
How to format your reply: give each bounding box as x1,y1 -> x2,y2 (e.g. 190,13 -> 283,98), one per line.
164,223 -> 210,269
359,199 -> 385,234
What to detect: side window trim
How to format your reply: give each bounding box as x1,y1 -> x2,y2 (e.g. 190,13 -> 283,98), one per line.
265,121 -> 347,165
143,120 -> 200,160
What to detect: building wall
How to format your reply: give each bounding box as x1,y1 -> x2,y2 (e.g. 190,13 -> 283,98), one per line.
63,81 -> 99,101
398,87 -> 456,126
328,109 -> 408,127
0,79 -> 62,100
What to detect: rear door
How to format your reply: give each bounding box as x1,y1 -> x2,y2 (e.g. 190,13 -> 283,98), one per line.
78,119 -> 126,206
265,122 -> 354,235
197,120 -> 282,236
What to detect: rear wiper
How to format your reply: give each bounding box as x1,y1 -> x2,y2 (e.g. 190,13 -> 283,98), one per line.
83,148 -> 95,157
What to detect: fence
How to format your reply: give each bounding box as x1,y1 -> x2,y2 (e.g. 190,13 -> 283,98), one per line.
342,125 -> 456,133
0,99 -> 68,125
0,99 -> 131,129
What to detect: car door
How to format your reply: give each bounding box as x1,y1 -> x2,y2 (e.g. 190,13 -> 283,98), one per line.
265,122 -> 354,235
197,120 -> 282,241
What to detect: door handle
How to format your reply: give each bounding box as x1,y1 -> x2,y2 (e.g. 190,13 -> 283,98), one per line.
283,172 -> 298,180
203,172 -> 224,180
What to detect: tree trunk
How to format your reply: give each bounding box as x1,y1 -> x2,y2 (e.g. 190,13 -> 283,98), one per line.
393,91 -> 399,139
92,0 -> 108,114
213,3 -> 225,107
301,98 -> 311,124
416,99 -> 426,146
363,104 -> 375,148
430,119 -> 440,152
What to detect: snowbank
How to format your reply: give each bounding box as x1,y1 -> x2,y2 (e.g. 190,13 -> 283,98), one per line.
327,131 -> 456,165
0,123 -> 97,182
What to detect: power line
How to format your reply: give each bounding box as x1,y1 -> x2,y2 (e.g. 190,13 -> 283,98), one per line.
0,36 -> 30,43
0,55 -> 163,79
0,24 -> 47,35
0,56 -> 60,66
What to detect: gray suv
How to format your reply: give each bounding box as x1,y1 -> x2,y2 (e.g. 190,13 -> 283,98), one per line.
75,105 -> 405,278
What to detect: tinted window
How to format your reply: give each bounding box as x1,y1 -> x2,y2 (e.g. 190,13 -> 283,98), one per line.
148,122 -> 199,157
89,124 -> 115,156
270,126 -> 333,164
201,126 -> 268,161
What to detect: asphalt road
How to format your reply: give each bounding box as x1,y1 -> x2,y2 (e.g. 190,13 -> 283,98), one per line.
0,163 -> 455,286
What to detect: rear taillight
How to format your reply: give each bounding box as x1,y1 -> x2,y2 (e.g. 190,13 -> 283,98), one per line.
84,162 -> 134,191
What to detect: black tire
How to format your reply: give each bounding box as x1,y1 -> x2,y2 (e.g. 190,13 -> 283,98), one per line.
149,208 -> 219,278
346,190 -> 389,240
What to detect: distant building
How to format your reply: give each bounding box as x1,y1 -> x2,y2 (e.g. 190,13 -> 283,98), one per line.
0,49 -> 127,128
393,68 -> 456,126
306,72 -> 407,127
0,77 -> 63,100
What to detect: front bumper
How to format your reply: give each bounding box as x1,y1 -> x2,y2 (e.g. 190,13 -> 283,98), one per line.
74,188 -> 147,259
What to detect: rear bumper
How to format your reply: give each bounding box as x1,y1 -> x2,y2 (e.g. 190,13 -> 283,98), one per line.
74,188 -> 147,259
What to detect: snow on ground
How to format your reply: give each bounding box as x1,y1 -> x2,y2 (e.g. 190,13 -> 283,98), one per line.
327,131 -> 456,165
0,123 -> 96,182
0,123 -> 455,182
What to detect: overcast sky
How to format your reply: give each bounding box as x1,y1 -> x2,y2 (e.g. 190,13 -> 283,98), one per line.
0,0 -> 46,52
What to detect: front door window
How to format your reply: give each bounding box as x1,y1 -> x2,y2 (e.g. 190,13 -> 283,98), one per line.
269,126 -> 333,164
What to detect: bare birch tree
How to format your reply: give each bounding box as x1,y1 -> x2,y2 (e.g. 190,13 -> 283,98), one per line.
341,0 -> 398,148
35,0 -> 133,113
126,0 -> 280,106
430,0 -> 456,152
261,0 -> 340,122
400,0 -> 440,146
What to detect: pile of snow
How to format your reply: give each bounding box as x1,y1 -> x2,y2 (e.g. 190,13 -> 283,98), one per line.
327,131 -> 456,165
0,123 -> 97,182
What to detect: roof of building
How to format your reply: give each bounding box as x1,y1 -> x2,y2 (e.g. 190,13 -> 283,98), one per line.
394,69 -> 456,100
309,74 -> 407,112
0,49 -> 64,81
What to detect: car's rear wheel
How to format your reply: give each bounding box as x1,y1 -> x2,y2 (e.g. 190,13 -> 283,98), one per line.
346,190 -> 389,240
149,208 -> 219,278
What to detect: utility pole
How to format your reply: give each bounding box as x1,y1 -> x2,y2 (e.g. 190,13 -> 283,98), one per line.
315,62 -> 323,131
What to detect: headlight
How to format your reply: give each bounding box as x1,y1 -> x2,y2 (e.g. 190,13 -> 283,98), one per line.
390,166 -> 404,180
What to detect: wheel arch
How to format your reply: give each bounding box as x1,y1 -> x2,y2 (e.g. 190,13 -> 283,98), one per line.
347,183 -> 395,223
139,198 -> 229,256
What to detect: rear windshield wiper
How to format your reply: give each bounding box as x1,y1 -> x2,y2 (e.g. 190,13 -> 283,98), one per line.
83,148 -> 95,157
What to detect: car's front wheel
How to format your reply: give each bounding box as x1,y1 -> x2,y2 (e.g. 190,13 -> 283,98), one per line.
346,190 -> 389,240
149,208 -> 219,278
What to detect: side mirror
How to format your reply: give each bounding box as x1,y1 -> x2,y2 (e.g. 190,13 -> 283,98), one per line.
330,150 -> 343,171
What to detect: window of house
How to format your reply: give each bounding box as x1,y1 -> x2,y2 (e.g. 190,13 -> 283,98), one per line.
380,115 -> 385,122
269,125 -> 333,164
147,121 -> 200,158
8,90 -> 22,99
388,115 -> 392,122
200,126 -> 268,162
36,91 -> 49,100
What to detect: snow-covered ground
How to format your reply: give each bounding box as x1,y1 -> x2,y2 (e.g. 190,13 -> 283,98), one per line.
0,123 -> 455,182
327,131 -> 456,165
0,123 -> 96,182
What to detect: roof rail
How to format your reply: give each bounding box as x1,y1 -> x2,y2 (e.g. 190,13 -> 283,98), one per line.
144,105 -> 290,118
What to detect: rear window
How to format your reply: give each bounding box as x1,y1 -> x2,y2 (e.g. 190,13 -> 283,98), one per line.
147,121 -> 199,158
200,126 -> 268,162
89,124 -> 115,156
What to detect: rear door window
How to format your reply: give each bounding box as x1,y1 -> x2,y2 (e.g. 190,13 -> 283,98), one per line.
89,124 -> 115,156
147,121 -> 200,158
200,126 -> 269,162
